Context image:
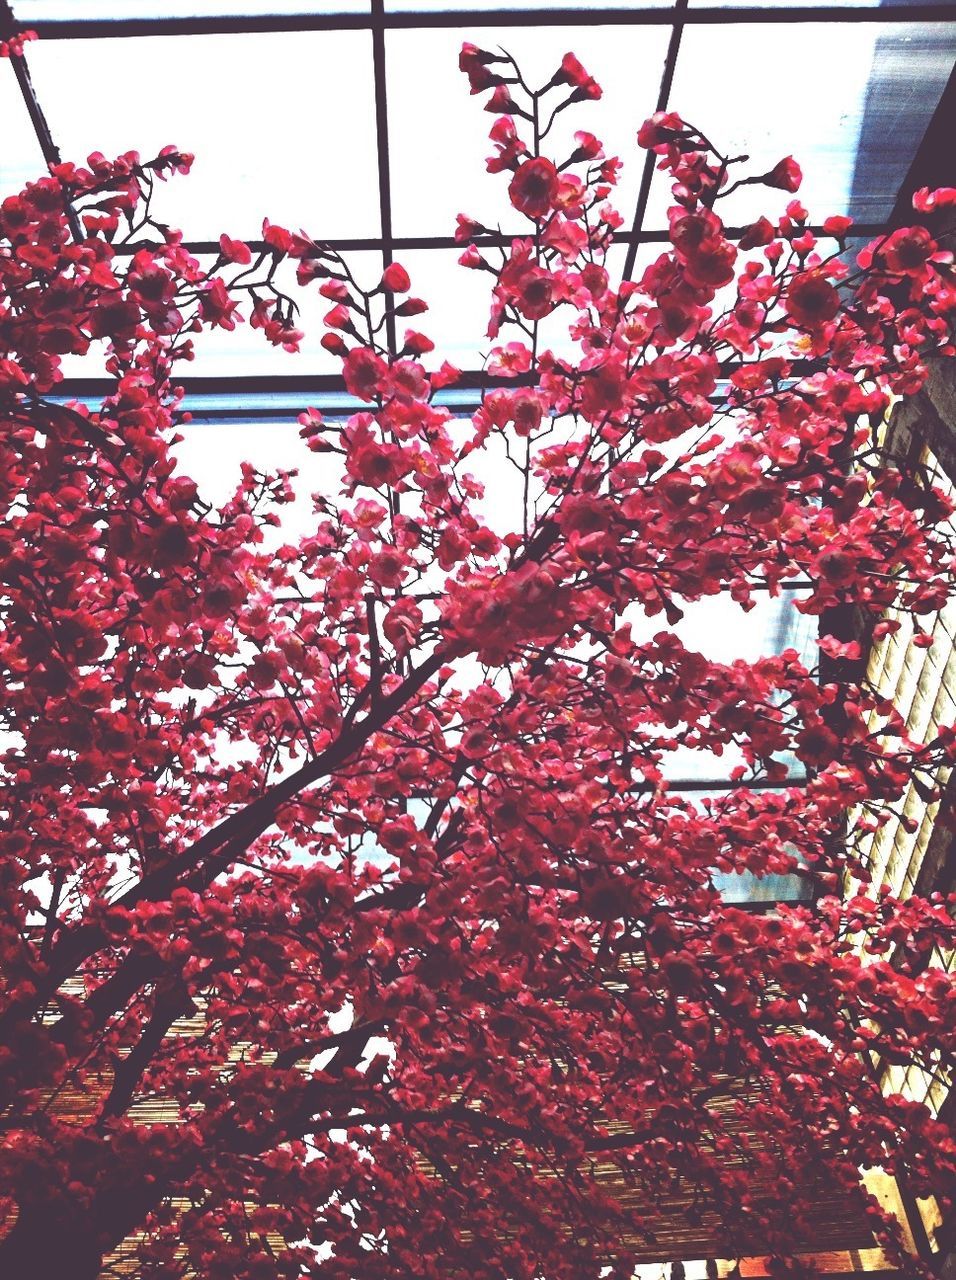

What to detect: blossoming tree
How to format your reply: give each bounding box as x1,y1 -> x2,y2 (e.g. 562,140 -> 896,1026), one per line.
0,39 -> 954,1280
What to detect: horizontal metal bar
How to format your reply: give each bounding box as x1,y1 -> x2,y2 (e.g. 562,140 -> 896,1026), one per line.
22,5 -> 956,39
665,775 -> 809,792
51,353 -> 831,403
102,224 -> 889,259
52,370 -> 533,397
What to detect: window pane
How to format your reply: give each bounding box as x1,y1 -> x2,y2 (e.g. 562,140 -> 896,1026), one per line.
393,247 -> 497,369
25,30 -> 380,240
387,24 -> 672,237
629,588 -> 817,668
645,22 -> 954,228
713,868 -> 812,905
0,63 -> 48,200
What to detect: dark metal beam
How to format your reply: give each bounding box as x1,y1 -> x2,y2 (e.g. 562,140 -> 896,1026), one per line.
623,0 -> 686,282
52,371 -> 526,399
370,0 -> 396,355
46,358 -> 829,402
889,58 -> 956,230
0,2 -> 82,240
99,224 -> 890,258
19,5 -> 956,39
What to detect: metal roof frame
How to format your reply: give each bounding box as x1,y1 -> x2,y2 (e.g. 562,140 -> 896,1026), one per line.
8,4 -> 956,38
4,0 -> 953,391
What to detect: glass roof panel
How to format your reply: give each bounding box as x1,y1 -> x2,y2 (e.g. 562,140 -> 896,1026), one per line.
12,1 -> 370,16
395,248 -> 498,369
0,64 -> 48,201
22,30 -> 380,241
386,0 -> 674,8
713,868 -> 812,905
386,24 -> 672,238
691,0 -> 934,7
645,21 -> 955,229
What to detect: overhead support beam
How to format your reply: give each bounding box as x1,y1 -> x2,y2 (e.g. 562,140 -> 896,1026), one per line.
889,59 -> 956,230
19,5 -> 956,39
48,357 -> 831,404
623,0 -> 687,282
0,1 -> 82,241
370,0 -> 397,356
98,224 -> 890,258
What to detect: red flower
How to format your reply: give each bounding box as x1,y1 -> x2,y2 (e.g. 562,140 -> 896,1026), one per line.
261,219 -> 293,254
581,360 -> 626,416
0,29 -> 37,58
402,330 -> 434,356
343,347 -> 388,400
568,131 -> 603,164
581,263 -> 608,298
485,84 -> 520,115
511,392 -> 543,437
321,332 -> 349,357
382,597 -> 422,655
785,271 -> 840,329
459,42 -> 506,94
368,546 -> 408,588
739,217 -> 775,250
381,262 -> 411,293
762,156 -> 802,192
324,304 -> 352,332
816,547 -> 856,586
511,268 -> 554,321
395,296 -> 428,317
683,237 -> 737,289
458,245 -> 486,270
796,723 -> 839,766
147,145 -> 193,179
218,233 -> 251,265
637,110 -> 686,151
88,299 -> 141,340
880,226 -> 937,276
388,359 -> 428,402
822,215 -> 853,237
913,185 -> 956,213
508,158 -> 559,220
487,115 -> 528,174
199,278 -> 240,331
455,213 -> 484,244
554,53 -> 602,101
